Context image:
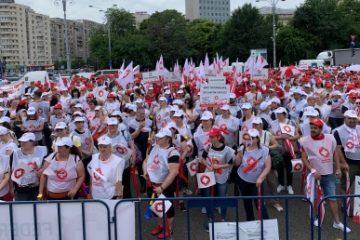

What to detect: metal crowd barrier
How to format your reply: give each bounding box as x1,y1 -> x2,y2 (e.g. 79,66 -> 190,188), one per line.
317,194 -> 360,240
115,195 -> 315,240
1,194 -> 359,240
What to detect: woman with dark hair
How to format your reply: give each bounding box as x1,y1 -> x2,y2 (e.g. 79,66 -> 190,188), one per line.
11,132 -> 48,201
184,98 -> 199,133
201,127 -> 234,224
70,88 -> 81,100
39,137 -> 85,200
235,128 -> 271,221
143,128 -> 179,239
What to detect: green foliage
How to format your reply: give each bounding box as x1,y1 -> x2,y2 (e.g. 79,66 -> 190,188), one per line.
87,1 -> 360,69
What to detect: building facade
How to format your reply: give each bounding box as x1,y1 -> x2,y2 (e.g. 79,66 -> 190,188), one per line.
133,11 -> 150,29
185,0 -> 230,23
50,18 -> 101,64
258,7 -> 295,26
0,1 -> 52,69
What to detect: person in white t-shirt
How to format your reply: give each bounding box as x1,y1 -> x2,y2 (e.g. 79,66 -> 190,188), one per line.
300,118 -> 350,233
88,136 -> 125,200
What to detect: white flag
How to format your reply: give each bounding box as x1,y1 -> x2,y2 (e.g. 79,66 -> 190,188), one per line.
118,62 -> 134,89
58,74 -> 67,91
255,54 -> 268,71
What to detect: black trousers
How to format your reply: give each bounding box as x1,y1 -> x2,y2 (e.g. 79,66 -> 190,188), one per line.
236,175 -> 269,221
123,167 -> 132,199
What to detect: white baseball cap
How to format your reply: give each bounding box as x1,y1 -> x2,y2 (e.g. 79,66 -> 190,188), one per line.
344,110 -> 358,118
98,136 -> 112,145
159,96 -> 167,102
173,99 -> 184,106
107,117 -> 119,125
241,103 -> 252,110
55,122 -> 67,130
248,128 -> 260,138
111,111 -> 122,117
271,97 -> 281,105
73,111 -> 83,116
56,137 -> 73,147
19,132 -> 36,142
173,110 -> 184,118
74,116 -> 85,122
229,93 -> 236,99
259,101 -> 270,111
331,90 -> 342,97
200,111 -> 213,120
27,107 -> 36,115
155,128 -> 172,138
220,105 -> 230,111
164,90 -> 171,95
135,98 -> 144,104
275,107 -> 287,114
252,117 -> 263,125
0,126 -> 9,135
170,105 -> 179,112
167,121 -> 176,129
127,104 -> 137,112
177,90 -> 184,94
95,106 -> 102,111
74,103 -> 83,109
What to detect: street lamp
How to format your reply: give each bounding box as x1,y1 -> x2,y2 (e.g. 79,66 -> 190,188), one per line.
256,0 -> 285,68
54,0 -> 72,74
89,4 -> 117,70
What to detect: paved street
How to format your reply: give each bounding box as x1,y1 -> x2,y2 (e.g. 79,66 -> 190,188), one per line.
132,174 -> 360,240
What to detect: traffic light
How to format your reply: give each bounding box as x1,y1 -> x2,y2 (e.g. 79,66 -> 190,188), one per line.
351,35 -> 356,56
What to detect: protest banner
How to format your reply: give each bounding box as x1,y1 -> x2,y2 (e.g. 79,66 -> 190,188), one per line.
200,84 -> 230,108
209,219 -> 279,240
142,71 -> 160,84
208,76 -> 226,85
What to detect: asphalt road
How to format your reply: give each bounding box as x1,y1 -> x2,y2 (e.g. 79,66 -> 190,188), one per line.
132,173 -> 360,240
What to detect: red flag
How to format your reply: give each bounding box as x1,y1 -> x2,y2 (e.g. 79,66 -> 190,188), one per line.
346,172 -> 351,216
284,139 -> 296,159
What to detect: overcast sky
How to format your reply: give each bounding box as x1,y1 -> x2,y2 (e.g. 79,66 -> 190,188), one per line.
16,0 -> 305,23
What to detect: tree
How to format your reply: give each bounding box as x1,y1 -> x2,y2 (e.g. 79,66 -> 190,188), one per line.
187,20 -> 222,63
276,26 -> 317,65
292,0 -> 349,51
218,4 -> 271,62
105,8 -> 136,36
89,28 -> 109,69
140,10 -> 191,67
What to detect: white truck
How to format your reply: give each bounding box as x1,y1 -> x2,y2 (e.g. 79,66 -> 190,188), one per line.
317,48 -> 360,65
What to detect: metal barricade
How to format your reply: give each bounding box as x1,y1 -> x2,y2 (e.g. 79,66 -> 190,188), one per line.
0,200 -> 111,240
317,194 -> 360,240
114,195 -> 314,240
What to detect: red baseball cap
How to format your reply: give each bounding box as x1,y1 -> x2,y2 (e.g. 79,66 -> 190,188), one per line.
348,92 -> 358,99
208,128 -> 223,137
310,118 -> 324,128
53,103 -> 63,109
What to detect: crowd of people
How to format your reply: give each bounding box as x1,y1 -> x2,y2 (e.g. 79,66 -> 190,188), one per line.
0,67 -> 359,238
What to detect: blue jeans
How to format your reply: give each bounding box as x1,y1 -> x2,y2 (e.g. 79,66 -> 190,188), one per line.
201,182 -> 228,220
319,174 -> 336,201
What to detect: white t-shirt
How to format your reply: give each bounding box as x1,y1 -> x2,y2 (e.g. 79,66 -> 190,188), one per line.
88,153 -> 125,199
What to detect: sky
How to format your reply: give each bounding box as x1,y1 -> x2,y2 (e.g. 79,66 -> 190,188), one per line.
15,0 -> 305,23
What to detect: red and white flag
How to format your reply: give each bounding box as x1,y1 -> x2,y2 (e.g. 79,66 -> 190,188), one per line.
196,172 -> 216,189
118,61 -> 134,89
150,194 -> 172,218
346,172 -> 351,216
118,62 -> 125,77
255,54 -> 268,71
58,74 -> 67,91
186,159 -> 199,177
315,180 -> 325,226
133,65 -> 140,75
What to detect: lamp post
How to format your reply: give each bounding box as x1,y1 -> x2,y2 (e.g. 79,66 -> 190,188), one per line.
55,0 -> 72,74
89,4 -> 117,69
256,0 -> 285,68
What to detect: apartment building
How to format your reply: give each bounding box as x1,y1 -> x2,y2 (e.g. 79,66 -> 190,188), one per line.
50,18 -> 101,63
185,0 -> 231,23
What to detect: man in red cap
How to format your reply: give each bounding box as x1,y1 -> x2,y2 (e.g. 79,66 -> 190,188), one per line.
299,118 -> 350,232
342,92 -> 358,112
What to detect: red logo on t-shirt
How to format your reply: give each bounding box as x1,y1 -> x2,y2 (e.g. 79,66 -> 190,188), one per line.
55,168 -> 68,180
93,168 -> 102,181
346,141 -> 354,150
99,90 -> 104,97
210,158 -> 223,175
319,147 -> 330,158
284,125 -> 291,133
116,146 -> 128,155
14,168 -> 25,179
